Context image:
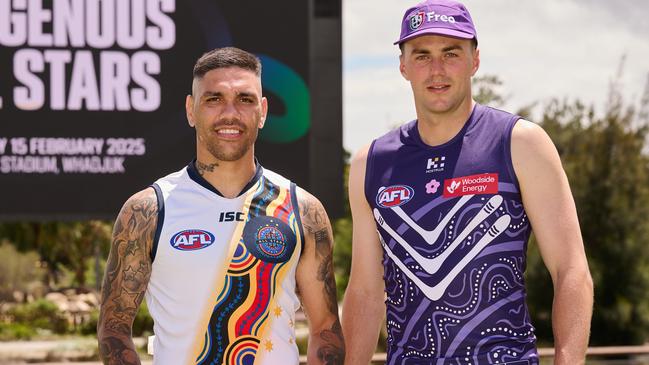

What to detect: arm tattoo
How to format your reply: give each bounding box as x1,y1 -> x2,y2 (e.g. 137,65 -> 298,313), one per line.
98,190 -> 157,365
195,160 -> 219,176
317,320 -> 345,365
318,252 -> 338,315
298,192 -> 345,363
299,196 -> 339,315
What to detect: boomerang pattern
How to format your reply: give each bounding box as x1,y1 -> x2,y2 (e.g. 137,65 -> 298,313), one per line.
378,189 -> 536,365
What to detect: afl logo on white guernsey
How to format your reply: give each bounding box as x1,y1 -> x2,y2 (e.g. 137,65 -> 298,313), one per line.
376,185 -> 414,208
170,229 -> 215,251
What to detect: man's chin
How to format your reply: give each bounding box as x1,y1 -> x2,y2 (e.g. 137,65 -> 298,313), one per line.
208,147 -> 251,163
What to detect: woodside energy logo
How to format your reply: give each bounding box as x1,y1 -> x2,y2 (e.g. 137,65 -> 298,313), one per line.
443,173 -> 498,198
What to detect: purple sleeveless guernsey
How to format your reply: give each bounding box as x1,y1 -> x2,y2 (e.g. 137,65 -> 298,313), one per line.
365,104 -> 538,365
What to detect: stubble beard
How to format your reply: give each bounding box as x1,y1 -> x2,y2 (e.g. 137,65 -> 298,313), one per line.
204,126 -> 259,162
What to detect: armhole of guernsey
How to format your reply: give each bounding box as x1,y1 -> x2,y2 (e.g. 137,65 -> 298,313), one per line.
150,183 -> 165,263
290,182 -> 306,254
363,139 -> 378,206
503,115 -> 522,192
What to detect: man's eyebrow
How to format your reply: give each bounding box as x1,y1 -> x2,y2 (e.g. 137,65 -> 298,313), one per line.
200,91 -> 222,98
236,91 -> 257,99
411,47 -> 431,54
441,45 -> 463,52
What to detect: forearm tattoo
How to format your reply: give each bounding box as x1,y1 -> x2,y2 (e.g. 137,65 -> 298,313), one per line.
299,194 -> 345,364
98,191 -> 157,365
317,320 -> 345,365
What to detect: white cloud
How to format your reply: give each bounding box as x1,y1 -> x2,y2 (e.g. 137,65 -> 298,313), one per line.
343,0 -> 649,154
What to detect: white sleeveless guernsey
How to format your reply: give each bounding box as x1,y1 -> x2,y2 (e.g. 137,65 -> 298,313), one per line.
146,161 -> 304,365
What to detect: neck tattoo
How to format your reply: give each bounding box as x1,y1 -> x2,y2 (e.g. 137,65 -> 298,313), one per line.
195,160 -> 219,176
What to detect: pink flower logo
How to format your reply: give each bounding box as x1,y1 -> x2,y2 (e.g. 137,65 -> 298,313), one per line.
426,179 -> 440,194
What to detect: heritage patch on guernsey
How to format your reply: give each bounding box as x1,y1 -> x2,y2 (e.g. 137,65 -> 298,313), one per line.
242,216 -> 296,263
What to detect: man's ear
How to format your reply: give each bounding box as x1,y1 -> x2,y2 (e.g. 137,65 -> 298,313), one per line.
471,48 -> 480,76
259,97 -> 268,129
186,95 -> 195,127
399,54 -> 410,81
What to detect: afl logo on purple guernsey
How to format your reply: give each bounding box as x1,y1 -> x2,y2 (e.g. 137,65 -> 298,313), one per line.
170,229 -> 215,251
376,185 -> 414,208
243,216 -> 296,263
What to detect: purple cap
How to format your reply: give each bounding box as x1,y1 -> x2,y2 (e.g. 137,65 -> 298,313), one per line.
395,0 -> 477,45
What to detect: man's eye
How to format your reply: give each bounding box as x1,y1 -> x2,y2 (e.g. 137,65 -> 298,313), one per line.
445,52 -> 458,58
416,55 -> 429,61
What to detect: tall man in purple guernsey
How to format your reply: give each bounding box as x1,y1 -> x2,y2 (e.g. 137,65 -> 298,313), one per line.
342,1 -> 593,364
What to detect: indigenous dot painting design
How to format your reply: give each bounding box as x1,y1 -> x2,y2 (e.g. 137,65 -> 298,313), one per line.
365,105 -> 539,364
196,176 -> 300,365
257,225 -> 286,257
377,192 -> 536,364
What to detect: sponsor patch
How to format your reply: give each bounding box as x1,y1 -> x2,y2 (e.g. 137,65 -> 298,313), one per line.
170,229 -> 215,251
376,185 -> 414,208
443,173 -> 498,198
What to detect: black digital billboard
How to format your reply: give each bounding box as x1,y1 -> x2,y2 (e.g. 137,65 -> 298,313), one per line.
0,0 -> 342,220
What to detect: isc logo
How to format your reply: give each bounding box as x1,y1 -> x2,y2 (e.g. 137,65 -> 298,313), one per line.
376,185 -> 414,208
219,211 -> 245,222
170,229 -> 215,251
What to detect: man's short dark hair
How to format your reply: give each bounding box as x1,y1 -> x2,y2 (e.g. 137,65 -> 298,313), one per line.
192,47 -> 262,79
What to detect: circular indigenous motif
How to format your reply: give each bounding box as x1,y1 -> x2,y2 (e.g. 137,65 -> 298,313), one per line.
228,242 -> 258,275
257,226 -> 286,257
225,335 -> 259,365
242,216 -> 297,263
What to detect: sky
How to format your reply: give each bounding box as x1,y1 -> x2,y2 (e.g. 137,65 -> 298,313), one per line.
342,0 -> 649,154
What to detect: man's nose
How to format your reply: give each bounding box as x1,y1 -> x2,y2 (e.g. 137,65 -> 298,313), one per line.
220,100 -> 239,120
428,57 -> 445,76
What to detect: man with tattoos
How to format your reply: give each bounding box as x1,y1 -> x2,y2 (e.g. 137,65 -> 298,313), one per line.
342,0 -> 593,364
97,47 -> 344,365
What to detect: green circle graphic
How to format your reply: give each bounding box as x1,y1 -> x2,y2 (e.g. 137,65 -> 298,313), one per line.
259,55 -> 311,143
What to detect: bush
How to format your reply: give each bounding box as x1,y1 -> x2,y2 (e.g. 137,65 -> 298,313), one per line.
8,299 -> 68,334
0,242 -> 44,302
79,309 -> 99,336
80,302 -> 152,337
0,322 -> 36,340
133,301 -> 154,337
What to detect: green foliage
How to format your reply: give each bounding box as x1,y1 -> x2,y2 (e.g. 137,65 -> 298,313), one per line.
0,242 -> 45,301
133,301 -> 154,337
526,76 -> 649,345
473,74 -> 506,107
0,322 -> 36,340
7,299 -> 68,334
78,309 -> 100,336
0,221 -> 113,290
333,162 -> 352,299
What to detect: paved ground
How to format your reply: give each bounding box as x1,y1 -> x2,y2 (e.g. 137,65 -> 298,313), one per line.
0,338 -> 151,364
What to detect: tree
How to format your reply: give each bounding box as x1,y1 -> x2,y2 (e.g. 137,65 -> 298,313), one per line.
526,71 -> 649,345
0,221 -> 112,291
